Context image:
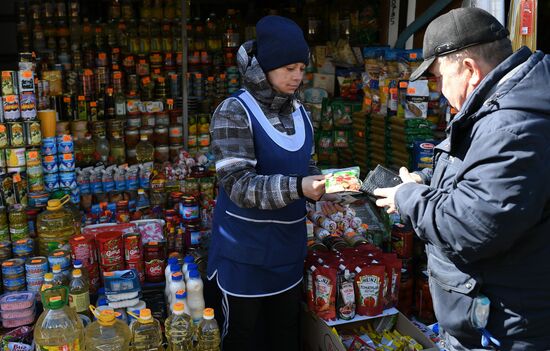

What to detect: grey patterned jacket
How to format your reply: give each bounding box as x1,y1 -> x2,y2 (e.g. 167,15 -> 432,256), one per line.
209,40 -> 320,210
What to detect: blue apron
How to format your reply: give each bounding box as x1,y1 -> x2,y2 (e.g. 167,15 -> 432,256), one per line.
207,89 -> 313,296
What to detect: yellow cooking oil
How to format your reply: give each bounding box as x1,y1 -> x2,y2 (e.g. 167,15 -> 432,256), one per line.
37,195 -> 75,255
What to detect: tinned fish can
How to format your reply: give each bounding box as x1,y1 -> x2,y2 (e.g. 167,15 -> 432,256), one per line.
28,191 -> 49,208
25,120 -> 42,146
26,275 -> 44,293
19,93 -> 37,121
0,241 -> 12,261
2,95 -> 21,121
59,171 -> 77,189
25,256 -> 48,276
3,274 -> 26,291
5,148 -> 26,167
44,173 -> 60,191
1,258 -> 25,277
48,249 -> 71,270
12,238 -> 34,258
8,121 -> 26,147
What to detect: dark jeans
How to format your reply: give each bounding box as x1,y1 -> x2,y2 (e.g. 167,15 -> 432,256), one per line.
220,283 -> 302,351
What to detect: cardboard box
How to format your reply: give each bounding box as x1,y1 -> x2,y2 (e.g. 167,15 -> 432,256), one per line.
302,307 -> 438,351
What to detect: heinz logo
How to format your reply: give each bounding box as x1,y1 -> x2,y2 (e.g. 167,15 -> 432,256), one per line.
420,143 -> 434,149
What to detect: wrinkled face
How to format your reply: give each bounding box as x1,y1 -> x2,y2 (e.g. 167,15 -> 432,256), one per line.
430,57 -> 471,111
267,63 -> 306,95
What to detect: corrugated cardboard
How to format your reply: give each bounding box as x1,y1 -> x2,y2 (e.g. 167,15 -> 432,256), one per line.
302,307 -> 439,351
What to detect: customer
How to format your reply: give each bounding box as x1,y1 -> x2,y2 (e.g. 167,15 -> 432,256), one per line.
374,7 -> 550,351
207,16 -> 326,350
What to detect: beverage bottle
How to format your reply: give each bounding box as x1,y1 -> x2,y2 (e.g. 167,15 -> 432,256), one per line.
40,273 -> 55,302
95,136 -> 111,164
164,263 -> 181,301
186,270 -> 205,323
72,259 -> 89,284
110,133 -> 126,164
130,309 -> 164,351
168,272 -> 186,306
185,264 -> 198,282
205,13 -> 221,52
223,9 -> 240,49
136,188 -> 150,211
165,302 -> 193,351
182,255 -> 195,276
196,308 -> 220,351
52,264 -> 69,287
170,290 -> 191,316
105,87 -> 116,120
69,269 -> 91,319
85,308 -> 132,351
37,197 -> 75,256
136,135 -> 154,163
80,133 -> 95,166
34,295 -> 85,351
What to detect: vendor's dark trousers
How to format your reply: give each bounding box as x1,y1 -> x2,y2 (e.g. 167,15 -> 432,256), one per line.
220,283 -> 302,351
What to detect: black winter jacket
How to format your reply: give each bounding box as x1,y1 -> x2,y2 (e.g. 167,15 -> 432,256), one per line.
396,47 -> 550,350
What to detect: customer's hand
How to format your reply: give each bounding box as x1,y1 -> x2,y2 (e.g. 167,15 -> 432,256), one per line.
399,167 -> 422,184
302,175 -> 327,201
319,194 -> 347,216
373,168 -> 416,214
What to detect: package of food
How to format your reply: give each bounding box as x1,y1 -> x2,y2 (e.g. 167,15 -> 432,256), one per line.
323,167 -> 362,194
405,80 -> 429,118
131,219 -> 165,244
313,265 -> 337,321
0,292 -> 35,311
337,266 -> 356,320
354,265 -> 386,317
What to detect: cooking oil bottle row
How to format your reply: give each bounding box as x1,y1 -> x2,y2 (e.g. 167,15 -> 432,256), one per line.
34,286 -> 220,351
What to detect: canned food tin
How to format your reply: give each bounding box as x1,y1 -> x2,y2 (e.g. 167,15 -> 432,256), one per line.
0,124 -> 8,148
27,165 -> 44,192
44,173 -> 60,191
56,134 -> 74,153
42,154 -> 58,173
124,233 -> 142,262
25,275 -> 44,292
25,120 -> 42,146
18,70 -> 35,93
95,231 -> 124,266
25,149 -> 41,166
3,274 -> 26,291
1,71 -> 18,95
2,95 -> 21,121
41,137 -> 57,155
48,249 -> 71,270
59,171 -> 77,189
12,238 -> 34,257
1,258 -> 25,277
25,256 -> 49,276
0,241 -> 12,260
58,153 -> 75,172
8,122 -> 25,147
28,191 -> 49,208
5,148 -> 26,167
70,187 -> 80,204
19,93 -> 37,121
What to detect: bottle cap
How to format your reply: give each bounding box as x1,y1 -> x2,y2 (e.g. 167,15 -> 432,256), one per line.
139,308 -> 152,321
172,272 -> 183,281
52,264 -> 61,273
98,309 -> 117,326
172,302 -> 185,314
189,269 -> 200,279
203,308 -> 215,319
72,269 -> 82,277
187,263 -> 198,271
184,255 -> 195,264
48,296 -> 65,310
167,257 -> 178,265
73,259 -> 82,268
175,289 -> 186,299
170,264 -> 180,273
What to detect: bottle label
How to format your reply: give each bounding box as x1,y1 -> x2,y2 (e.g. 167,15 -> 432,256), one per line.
115,102 -> 126,116
69,291 -> 90,313
38,339 -> 81,351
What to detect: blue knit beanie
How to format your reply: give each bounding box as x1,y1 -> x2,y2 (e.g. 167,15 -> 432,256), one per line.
256,15 -> 309,73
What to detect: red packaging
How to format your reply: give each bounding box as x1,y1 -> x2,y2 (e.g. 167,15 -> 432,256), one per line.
87,263 -> 101,293
95,231 -> 124,266
126,260 -> 145,285
312,265 -> 337,321
354,265 -> 386,317
100,262 -> 126,276
143,241 -> 166,283
305,265 -> 317,313
70,234 -> 97,266
391,224 -> 414,259
124,233 -> 142,262
381,254 -> 402,309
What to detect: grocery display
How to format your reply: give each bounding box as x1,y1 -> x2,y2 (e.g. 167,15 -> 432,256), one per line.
0,0 -> 466,349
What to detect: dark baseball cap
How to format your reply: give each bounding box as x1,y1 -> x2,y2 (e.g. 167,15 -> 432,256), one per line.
410,7 -> 509,81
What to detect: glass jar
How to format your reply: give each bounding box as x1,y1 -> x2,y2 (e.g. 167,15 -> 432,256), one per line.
125,127 -> 140,148
154,125 -> 169,145
154,144 -> 169,163
141,112 -> 156,127
169,144 -> 183,160
179,196 -> 199,221
139,126 -> 154,140
155,112 -> 169,126
168,124 -> 183,144
184,220 -> 202,248
127,115 -> 142,128
9,204 -> 29,242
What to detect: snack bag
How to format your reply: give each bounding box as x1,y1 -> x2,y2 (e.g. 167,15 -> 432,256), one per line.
323,167 -> 362,194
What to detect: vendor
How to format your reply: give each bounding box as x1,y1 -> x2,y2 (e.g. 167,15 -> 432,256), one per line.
207,15 -> 329,350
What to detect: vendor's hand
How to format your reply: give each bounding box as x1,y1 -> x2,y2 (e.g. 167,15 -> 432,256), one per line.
319,194 -> 347,216
399,167 -> 422,184
302,175 -> 327,201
